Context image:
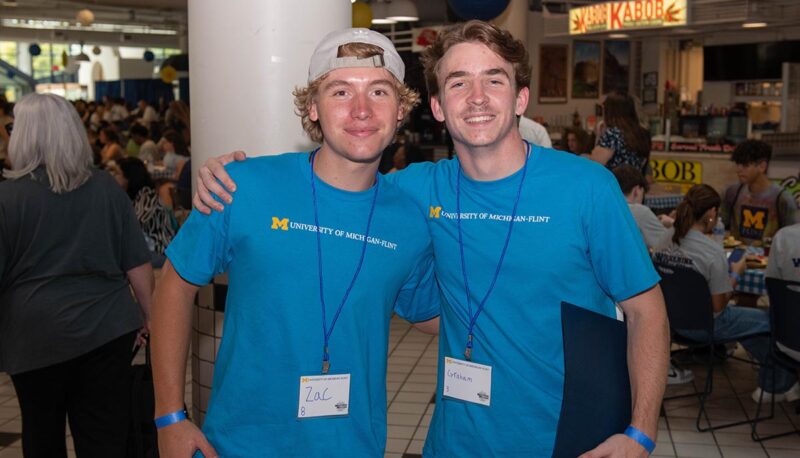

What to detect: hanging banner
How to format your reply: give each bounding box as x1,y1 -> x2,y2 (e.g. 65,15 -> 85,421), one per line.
570,0 -> 688,35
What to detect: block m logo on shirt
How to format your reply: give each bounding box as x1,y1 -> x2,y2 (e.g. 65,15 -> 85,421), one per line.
271,217 -> 289,231
429,206 -> 442,218
739,206 -> 767,240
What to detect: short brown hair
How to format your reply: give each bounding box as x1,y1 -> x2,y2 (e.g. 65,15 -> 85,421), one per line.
421,20 -> 531,98
294,42 -> 420,144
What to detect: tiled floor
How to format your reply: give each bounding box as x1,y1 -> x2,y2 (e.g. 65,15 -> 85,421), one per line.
0,319 -> 798,457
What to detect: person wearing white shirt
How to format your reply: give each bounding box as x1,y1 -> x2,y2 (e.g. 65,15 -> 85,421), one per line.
765,222 -> 800,362
518,115 -> 552,148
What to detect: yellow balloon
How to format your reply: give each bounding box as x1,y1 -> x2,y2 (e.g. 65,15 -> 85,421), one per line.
160,65 -> 177,84
352,2 -> 373,28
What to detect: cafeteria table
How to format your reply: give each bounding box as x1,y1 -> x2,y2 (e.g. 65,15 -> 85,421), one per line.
736,269 -> 766,296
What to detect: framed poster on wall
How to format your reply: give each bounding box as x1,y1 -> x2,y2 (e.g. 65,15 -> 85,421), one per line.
602,40 -> 630,94
572,41 -> 601,99
539,45 -> 568,104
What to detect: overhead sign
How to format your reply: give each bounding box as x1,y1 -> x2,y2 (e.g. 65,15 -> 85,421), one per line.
649,158 -> 702,185
569,0 -> 688,35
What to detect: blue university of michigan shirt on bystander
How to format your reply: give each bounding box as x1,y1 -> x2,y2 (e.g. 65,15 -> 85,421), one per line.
166,153 -> 440,457
386,143 -> 660,457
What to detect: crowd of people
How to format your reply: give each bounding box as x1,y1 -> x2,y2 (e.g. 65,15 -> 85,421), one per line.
0,16 -> 798,458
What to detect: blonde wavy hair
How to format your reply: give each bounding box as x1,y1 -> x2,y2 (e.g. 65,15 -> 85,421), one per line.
293,42 -> 420,144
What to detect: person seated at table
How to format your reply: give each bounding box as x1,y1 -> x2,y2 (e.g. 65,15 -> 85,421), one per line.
157,129 -> 189,180
99,126 -> 124,164
765,221 -> 800,362
654,184 -> 799,402
518,115 -> 552,148
127,124 -> 159,165
561,127 -> 590,155
613,165 -> 667,251
720,140 -> 797,244
110,157 -> 177,267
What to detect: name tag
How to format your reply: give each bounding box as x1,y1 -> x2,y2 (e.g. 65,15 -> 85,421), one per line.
297,373 -> 351,419
443,357 -> 492,406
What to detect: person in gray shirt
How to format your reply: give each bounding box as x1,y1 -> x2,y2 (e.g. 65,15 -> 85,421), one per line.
613,165 -> 668,251
765,222 -> 800,362
0,93 -> 153,457
654,184 -> 799,403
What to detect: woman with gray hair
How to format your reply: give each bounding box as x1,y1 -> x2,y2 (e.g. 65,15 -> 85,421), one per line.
0,93 -> 153,457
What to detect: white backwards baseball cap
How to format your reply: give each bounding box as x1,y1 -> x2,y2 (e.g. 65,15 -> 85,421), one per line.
307,28 -> 405,83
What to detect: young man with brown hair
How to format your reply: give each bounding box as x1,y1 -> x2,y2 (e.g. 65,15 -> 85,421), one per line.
151,29 -> 439,457
196,21 -> 669,457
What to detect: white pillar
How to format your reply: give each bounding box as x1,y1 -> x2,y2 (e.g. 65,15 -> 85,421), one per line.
492,0 -> 528,46
186,0 -> 350,424
189,0 -> 350,170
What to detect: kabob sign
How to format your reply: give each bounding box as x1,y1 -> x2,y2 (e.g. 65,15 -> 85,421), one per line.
569,0 -> 688,35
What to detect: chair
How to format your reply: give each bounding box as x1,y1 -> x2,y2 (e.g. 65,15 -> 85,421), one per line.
656,262 -> 775,432
552,302 -> 630,457
752,277 -> 800,441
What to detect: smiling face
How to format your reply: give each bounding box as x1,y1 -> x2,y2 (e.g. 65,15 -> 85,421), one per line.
429,42 -> 528,153
310,67 -> 403,165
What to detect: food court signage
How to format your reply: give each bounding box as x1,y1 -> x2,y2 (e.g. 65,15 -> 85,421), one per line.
649,158 -> 702,185
569,0 -> 688,35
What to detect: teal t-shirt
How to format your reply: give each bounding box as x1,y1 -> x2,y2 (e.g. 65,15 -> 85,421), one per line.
166,152 -> 440,457
387,144 -> 659,457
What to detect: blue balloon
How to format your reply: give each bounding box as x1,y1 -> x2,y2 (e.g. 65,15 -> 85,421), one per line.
447,0 -> 510,21
29,44 -> 41,56
143,50 -> 155,62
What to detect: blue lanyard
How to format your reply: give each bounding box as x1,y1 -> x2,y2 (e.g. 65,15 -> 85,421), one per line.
310,149 -> 379,374
456,141 -> 530,360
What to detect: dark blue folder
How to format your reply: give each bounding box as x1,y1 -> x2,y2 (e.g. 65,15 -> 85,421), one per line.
551,302 -> 631,457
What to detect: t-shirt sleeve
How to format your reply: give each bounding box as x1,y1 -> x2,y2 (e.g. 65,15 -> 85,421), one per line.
166,204 -> 233,286
597,128 -> 618,151
706,248 -> 732,295
765,228 -> 785,279
383,162 -> 435,212
115,186 -> 152,271
393,248 -> 441,323
635,205 -> 667,249
585,171 -> 660,302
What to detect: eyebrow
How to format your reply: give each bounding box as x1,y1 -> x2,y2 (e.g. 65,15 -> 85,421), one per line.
322,79 -> 395,91
443,68 -> 511,85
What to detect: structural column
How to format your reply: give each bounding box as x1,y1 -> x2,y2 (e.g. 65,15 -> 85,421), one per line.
186,0 -> 349,424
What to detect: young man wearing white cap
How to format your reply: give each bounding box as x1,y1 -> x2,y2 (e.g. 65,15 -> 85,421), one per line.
150,29 -> 440,457
196,21 -> 669,458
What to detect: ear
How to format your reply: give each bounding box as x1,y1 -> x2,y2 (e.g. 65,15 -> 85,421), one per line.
515,86 -> 530,116
309,101 -> 319,122
430,95 -> 446,122
758,160 -> 768,174
396,100 -> 405,122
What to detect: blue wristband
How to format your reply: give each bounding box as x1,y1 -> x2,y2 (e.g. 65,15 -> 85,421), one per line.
729,271 -> 742,283
624,425 -> 655,454
154,410 -> 187,429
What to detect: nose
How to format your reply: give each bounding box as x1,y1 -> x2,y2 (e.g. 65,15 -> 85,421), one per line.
351,92 -> 372,120
467,82 -> 488,106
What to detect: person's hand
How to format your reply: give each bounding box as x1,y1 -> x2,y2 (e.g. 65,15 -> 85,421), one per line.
657,214 -> 674,228
578,433 -> 651,458
193,151 -> 247,214
158,420 -> 218,458
135,325 -> 149,347
731,256 -> 747,276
